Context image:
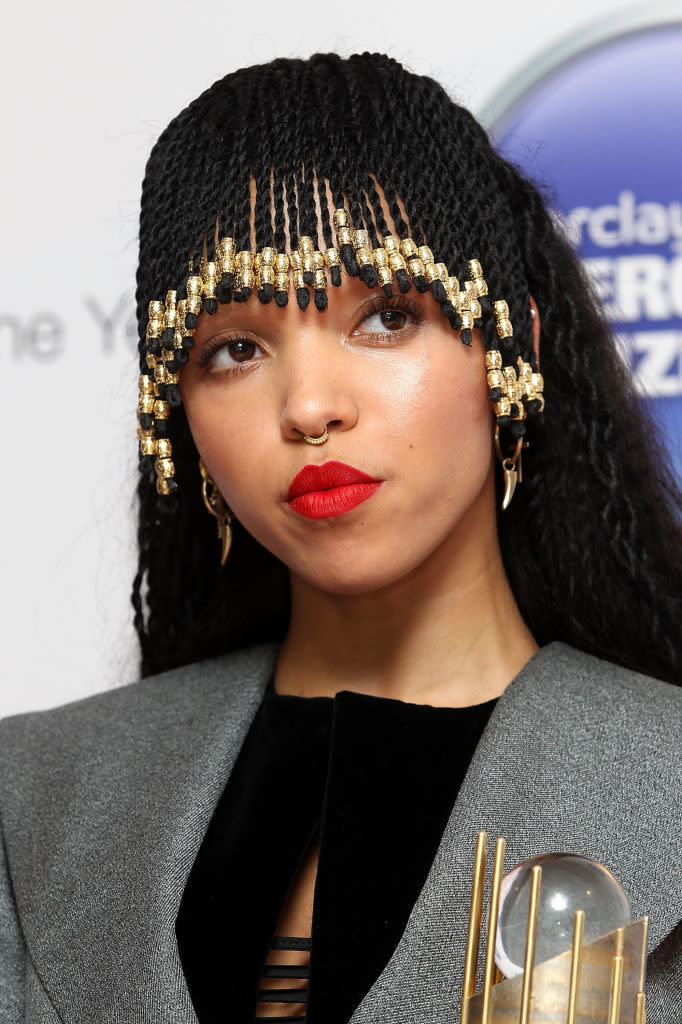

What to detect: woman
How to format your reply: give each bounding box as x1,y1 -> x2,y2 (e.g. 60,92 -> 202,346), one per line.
1,52 -> 680,1024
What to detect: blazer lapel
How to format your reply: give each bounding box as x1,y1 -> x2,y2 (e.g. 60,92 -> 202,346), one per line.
351,641 -> 681,1024
2,642 -> 280,1023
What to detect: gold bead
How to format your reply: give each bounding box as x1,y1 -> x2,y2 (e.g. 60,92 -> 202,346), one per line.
260,246 -> 276,266
485,350 -> 503,370
146,352 -> 156,370
408,257 -> 425,279
469,259 -> 488,296
424,263 -> 440,284
333,208 -> 349,228
153,364 -> 167,384
324,247 -> 340,268
417,245 -> 434,264
372,247 -> 393,286
355,246 -> 371,269
313,267 -> 327,289
156,477 -> 172,496
352,229 -> 370,250
274,272 -> 289,292
153,399 -> 170,419
139,374 -> 155,395
217,237 -> 236,273
156,457 -> 175,479
139,436 -> 157,457
293,269 -> 306,290
289,251 -> 302,271
237,251 -> 254,289
336,226 -> 352,247
156,437 -> 173,459
202,261 -> 217,299
275,252 -> 290,273
383,235 -> 399,255
388,251 -> 407,273
495,397 -> 511,418
258,264 -> 275,286
163,291 -> 177,329
298,236 -> 314,256
187,276 -> 203,300
139,393 -> 155,415
399,238 -> 418,259
487,369 -> 505,390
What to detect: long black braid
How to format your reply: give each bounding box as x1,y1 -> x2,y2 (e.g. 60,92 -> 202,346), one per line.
133,52 -> 682,684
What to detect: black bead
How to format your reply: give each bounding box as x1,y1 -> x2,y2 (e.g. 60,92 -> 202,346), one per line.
185,312 -> 199,330
314,288 -> 328,311
331,266 -> 342,287
431,280 -> 447,303
396,269 -> 411,293
340,244 -> 359,276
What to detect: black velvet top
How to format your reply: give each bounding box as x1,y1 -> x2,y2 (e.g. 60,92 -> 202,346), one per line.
176,673 -> 497,1024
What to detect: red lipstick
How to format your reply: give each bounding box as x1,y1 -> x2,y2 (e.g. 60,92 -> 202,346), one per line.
287,460 -> 382,519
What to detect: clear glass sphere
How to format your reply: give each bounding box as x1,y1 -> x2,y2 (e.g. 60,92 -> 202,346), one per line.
494,853 -> 632,978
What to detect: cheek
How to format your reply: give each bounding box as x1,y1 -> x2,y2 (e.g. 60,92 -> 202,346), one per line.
180,377 -> 265,505
382,346 -> 492,468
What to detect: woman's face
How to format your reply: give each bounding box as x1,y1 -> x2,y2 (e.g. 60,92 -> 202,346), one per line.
180,276 -> 497,595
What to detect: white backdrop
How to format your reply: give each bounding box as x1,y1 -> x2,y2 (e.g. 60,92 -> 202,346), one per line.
1,0 -> 659,716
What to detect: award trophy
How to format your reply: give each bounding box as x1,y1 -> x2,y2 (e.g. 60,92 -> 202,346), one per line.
460,832 -> 647,1024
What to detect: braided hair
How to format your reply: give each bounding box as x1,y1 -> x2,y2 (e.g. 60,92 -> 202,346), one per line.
133,52 -> 682,685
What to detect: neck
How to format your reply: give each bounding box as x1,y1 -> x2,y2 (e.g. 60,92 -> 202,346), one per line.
274,501 -> 537,707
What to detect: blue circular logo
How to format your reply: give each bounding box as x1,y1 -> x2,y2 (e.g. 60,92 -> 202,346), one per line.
490,19 -> 682,480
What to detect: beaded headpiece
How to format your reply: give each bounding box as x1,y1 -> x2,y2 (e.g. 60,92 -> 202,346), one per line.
137,214 -> 544,497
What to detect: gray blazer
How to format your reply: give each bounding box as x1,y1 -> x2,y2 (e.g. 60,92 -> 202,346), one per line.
0,641 -> 680,1023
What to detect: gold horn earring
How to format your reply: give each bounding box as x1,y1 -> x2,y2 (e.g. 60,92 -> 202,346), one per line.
494,426 -> 525,511
199,458 -> 233,566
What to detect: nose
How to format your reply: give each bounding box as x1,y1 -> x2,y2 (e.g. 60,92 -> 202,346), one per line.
279,329 -> 359,444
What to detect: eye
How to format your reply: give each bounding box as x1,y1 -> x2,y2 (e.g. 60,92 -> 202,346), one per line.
200,335 -> 264,372
354,295 -> 425,340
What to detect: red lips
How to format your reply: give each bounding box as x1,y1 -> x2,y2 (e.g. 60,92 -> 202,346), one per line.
287,461 -> 383,519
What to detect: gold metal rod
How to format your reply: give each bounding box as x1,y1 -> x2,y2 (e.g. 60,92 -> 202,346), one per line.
566,908 -> 584,1024
635,991 -> 646,1024
461,831 -> 488,1024
518,865 -> 542,1024
607,955 -> 624,1024
614,925 -> 625,957
481,837 -> 506,1024
638,917 -> 649,996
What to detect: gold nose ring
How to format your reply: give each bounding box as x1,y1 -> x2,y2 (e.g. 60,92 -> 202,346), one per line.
302,426 -> 329,445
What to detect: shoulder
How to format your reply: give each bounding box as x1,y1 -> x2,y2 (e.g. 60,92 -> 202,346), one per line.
510,640 -> 681,741
0,641 -> 280,799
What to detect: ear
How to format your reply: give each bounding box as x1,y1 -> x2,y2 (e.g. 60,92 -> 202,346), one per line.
529,294 -> 541,368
